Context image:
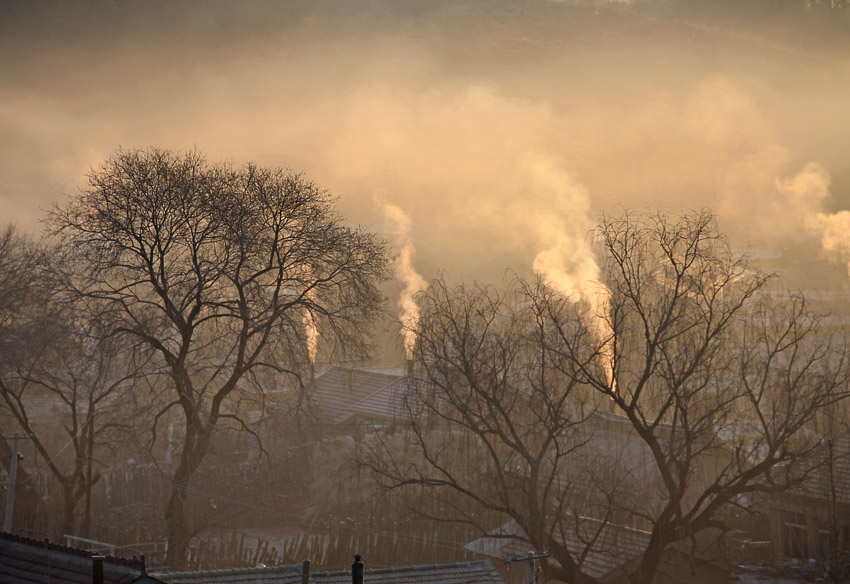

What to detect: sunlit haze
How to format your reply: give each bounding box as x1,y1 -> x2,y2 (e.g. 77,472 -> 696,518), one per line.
3,1 -> 850,288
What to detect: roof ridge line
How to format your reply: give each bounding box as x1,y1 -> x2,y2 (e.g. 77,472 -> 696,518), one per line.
0,531 -> 145,569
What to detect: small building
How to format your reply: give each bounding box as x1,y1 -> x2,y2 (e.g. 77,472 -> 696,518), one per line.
0,531 -> 166,584
154,558 -> 504,584
467,518 -> 730,584
303,366 -> 413,437
763,432 -> 850,566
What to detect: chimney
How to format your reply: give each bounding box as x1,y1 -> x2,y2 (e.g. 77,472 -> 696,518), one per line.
352,554 -> 364,584
405,359 -> 414,378
302,559 -> 311,584
92,555 -> 105,584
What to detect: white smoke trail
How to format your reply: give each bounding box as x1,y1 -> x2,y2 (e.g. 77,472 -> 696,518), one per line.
302,266 -> 320,365
304,308 -> 319,365
379,200 -> 428,360
733,160 -> 850,281
784,164 -> 850,275
751,161 -> 850,274
526,154 -> 616,391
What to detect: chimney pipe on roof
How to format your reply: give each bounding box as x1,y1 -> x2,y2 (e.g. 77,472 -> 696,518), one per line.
352,554 -> 364,584
92,555 -> 105,584
405,359 -> 413,378
302,559 -> 311,584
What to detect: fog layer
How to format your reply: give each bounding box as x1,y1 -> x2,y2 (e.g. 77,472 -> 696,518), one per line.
2,1 -> 850,287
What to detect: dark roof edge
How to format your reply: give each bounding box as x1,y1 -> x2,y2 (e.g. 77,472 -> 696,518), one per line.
0,530 -> 146,570
153,564 -> 303,580
314,559 -> 500,578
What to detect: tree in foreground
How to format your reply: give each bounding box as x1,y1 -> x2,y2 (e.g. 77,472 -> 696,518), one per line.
364,210 -> 849,584
0,226 -> 51,532
50,148 -> 389,568
0,289 -> 149,538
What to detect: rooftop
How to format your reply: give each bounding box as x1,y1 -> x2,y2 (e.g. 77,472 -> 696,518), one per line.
155,559 -> 503,584
0,531 -> 162,584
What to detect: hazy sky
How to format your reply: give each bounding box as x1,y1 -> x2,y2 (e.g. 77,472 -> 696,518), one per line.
2,0 -> 850,288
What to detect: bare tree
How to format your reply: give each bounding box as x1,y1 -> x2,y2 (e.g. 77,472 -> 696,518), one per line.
0,225 -> 50,532
549,210 -> 850,583
364,210 -> 850,584
0,231 -> 150,538
362,277 -> 612,584
49,148 -> 389,568
0,299 -> 150,538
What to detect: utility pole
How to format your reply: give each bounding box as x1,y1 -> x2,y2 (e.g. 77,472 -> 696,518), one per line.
508,551 -> 551,584
3,432 -> 21,532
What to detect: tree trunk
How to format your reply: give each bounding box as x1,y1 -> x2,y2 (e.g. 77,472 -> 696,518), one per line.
164,421 -> 210,570
60,482 -> 77,538
632,530 -> 668,584
82,412 -> 95,538
0,436 -> 46,534
165,472 -> 191,569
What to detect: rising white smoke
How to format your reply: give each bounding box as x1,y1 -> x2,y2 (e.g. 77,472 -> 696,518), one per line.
302,266 -> 320,365
730,158 -> 850,279
379,199 -> 428,360
791,164 -> 850,275
526,154 -> 616,391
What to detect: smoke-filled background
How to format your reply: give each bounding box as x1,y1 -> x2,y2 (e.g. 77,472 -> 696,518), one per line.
3,0 -> 850,351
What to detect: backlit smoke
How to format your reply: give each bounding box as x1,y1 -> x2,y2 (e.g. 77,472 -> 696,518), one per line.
380,200 -> 427,360
527,155 -> 616,391
790,164 -> 850,275
304,308 -> 319,365
816,211 -> 850,275
740,160 -> 850,279
302,267 -> 320,365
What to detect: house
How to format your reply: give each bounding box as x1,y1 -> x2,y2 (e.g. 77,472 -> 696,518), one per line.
302,366 -> 413,436
461,411 -> 735,583
0,530 -> 166,584
466,519 -> 730,584
153,558 -> 504,584
153,562 -> 306,584
310,559 -> 503,584
763,431 -> 850,565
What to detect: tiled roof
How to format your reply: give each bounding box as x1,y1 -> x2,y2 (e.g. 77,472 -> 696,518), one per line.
155,560 -> 503,584
156,564 -> 304,584
466,518 -> 651,581
313,560 -> 502,584
0,531 -> 159,584
308,367 -> 411,425
792,431 -> 850,506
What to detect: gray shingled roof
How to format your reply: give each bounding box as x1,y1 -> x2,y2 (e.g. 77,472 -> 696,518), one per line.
465,518 -> 651,581
0,531 -> 162,584
155,560 -> 503,584
155,564 -> 304,584
308,367 -> 411,425
793,431 -> 850,506
313,560 -> 502,584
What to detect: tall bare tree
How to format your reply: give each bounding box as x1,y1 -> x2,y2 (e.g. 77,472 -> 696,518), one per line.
0,297 -> 150,538
364,210 -> 850,584
0,225 -> 50,533
0,228 -> 150,538
571,210 -> 850,583
49,148 -> 389,568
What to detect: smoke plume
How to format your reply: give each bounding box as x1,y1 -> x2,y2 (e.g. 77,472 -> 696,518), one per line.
2,2 -> 850,369
302,266 -> 320,365
379,200 -> 427,360
527,155 -> 616,390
